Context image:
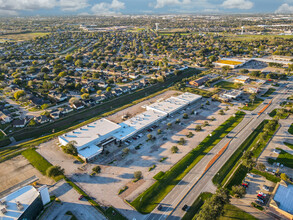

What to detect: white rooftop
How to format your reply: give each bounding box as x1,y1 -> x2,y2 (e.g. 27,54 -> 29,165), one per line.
60,118 -> 121,148
0,185 -> 39,220
113,110 -> 167,140
146,96 -> 188,114
273,183 -> 293,215
175,92 -> 202,103
235,75 -> 250,80
78,144 -> 103,159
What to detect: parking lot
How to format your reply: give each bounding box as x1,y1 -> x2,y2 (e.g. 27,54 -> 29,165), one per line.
37,92 -> 241,219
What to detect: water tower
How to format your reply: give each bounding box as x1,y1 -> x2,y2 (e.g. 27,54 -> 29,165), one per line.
241,26 -> 245,35
155,23 -> 159,31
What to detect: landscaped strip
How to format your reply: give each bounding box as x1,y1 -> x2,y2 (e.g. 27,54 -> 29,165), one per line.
213,119 -> 279,187
182,192 -> 212,220
130,111 -> 245,214
250,169 -> 280,183
268,148 -> 293,169
289,123 -> 293,135
241,98 -> 264,111
262,88 -> 276,97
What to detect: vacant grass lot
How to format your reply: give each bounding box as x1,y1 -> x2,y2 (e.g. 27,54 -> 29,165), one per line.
262,88 -> 276,97
214,81 -> 242,90
268,148 -> 293,169
130,111 -> 245,214
22,149 -> 63,181
241,98 -> 264,111
0,32 -> 49,41
219,204 -> 257,220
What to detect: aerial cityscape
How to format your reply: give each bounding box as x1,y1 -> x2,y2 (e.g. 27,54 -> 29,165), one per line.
0,1 -> 293,220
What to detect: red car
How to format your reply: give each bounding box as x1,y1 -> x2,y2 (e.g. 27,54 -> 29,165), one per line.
242,183 -> 248,188
257,194 -> 265,199
78,195 -> 84,200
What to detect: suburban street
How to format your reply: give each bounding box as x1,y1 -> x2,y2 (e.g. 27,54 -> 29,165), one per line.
144,80 -> 291,220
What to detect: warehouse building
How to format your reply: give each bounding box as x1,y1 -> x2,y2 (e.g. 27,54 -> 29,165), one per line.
59,92 -> 202,161
269,181 -> 293,219
58,119 -> 122,161
234,75 -> 250,84
0,185 -> 50,220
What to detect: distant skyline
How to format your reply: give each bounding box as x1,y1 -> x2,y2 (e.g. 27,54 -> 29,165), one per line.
0,0 -> 292,17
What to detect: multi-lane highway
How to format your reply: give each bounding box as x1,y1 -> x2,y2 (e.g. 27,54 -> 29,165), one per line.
145,80 -> 291,220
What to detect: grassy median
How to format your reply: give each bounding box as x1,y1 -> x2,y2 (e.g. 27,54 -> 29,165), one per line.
130,111 -> 245,214
214,119 -> 279,188
241,98 -> 264,111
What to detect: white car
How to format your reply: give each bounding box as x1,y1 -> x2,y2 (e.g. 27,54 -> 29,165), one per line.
263,185 -> 270,191
258,192 -> 267,197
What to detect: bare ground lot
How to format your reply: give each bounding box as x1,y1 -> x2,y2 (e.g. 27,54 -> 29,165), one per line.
37,91 -> 240,219
0,155 -> 54,193
106,90 -> 181,123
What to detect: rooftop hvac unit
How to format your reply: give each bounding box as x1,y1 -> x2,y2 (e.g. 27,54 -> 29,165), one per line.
16,201 -> 23,210
0,200 -> 6,205
1,207 -> 7,214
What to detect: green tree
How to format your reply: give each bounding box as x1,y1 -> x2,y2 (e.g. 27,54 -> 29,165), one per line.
195,124 -> 202,131
81,93 -> 90,100
147,134 -> 153,140
46,166 -> 64,177
157,129 -> 162,134
171,146 -> 179,153
219,109 -> 225,115
106,87 -> 112,92
231,185 -> 246,198
178,138 -> 186,145
75,59 -> 83,67
92,165 -> 101,174
134,171 -> 142,180
123,147 -> 130,155
65,55 -> 74,62
280,173 -> 288,181
62,143 -> 78,156
183,113 -> 188,119
14,90 -> 26,100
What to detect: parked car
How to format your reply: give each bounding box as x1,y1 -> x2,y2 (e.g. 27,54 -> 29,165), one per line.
258,192 -> 267,197
182,204 -> 189,211
257,194 -> 266,200
157,204 -> 162,211
256,198 -> 264,204
242,183 -> 248,188
263,185 -> 269,191
255,200 -> 263,205
78,195 -> 84,200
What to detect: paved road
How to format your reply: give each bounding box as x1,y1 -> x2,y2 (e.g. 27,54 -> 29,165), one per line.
145,79 -> 291,220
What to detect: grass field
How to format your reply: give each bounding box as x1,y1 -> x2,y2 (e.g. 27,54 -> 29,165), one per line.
262,88 -> 276,97
225,34 -> 293,42
22,149 -> 63,181
268,148 -> 293,169
0,32 -> 49,41
214,81 -> 242,90
241,98 -> 264,111
130,111 -> 245,214
219,204 -> 257,220
289,124 -> 293,135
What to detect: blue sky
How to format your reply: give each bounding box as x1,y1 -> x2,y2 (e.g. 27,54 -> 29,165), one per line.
0,0 -> 292,16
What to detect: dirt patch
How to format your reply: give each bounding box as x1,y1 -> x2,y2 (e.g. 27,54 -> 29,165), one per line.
119,178 -> 146,199
106,90 -> 182,123
0,155 -> 54,193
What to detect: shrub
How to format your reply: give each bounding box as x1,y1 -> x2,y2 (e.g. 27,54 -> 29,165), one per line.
203,121 -> 209,127
183,113 -> 188,119
171,146 -> 179,153
231,185 -> 246,198
62,143 -> 78,156
178,138 -> 186,145
123,148 -> 130,155
92,165 -> 101,174
280,173 -> 288,181
219,109 -> 225,115
195,125 -> 202,131
157,129 -> 162,134
134,171 -> 142,180
46,166 -> 64,177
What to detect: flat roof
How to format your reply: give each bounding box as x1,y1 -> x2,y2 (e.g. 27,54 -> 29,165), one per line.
273,183 -> 293,215
175,92 -> 202,103
60,118 -> 121,148
235,75 -> 250,80
113,110 -> 167,140
147,96 -> 188,114
78,144 -> 103,159
0,185 -> 39,220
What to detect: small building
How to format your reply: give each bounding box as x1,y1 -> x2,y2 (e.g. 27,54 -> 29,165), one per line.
0,111 -> 12,124
0,185 -> 50,220
35,115 -> 51,124
246,87 -> 259,93
189,76 -> 209,87
234,75 -> 250,84
269,181 -> 293,219
223,90 -> 243,100
58,119 -> 122,161
12,118 -> 29,128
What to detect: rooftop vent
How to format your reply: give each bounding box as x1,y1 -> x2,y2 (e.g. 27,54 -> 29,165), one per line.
16,201 -> 23,211
1,207 -> 7,214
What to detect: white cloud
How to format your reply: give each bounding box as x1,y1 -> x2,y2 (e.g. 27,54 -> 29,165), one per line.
275,3 -> 293,13
59,0 -> 89,11
91,0 -> 125,15
0,8 -> 18,16
0,0 -> 88,13
222,0 -> 253,10
155,0 -> 181,9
